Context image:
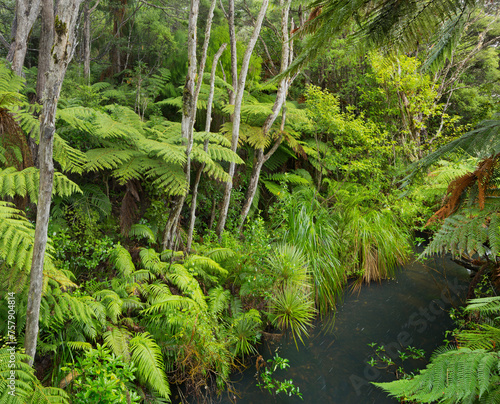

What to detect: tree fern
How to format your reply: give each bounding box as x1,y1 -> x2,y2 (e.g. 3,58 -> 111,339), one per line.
0,167 -> 82,203
423,204 -> 500,258
375,348 -> 500,402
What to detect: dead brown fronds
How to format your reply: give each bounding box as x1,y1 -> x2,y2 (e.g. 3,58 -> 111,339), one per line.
427,154 -> 500,225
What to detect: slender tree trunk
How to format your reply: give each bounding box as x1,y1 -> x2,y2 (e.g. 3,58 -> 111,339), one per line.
187,43 -> 227,252
36,0 -> 54,102
238,0 -> 293,232
24,0 -> 83,366
83,0 -> 91,80
7,0 -> 42,75
215,0 -> 269,238
162,0 -> 199,251
162,0 -> 220,251
228,0 -> 238,104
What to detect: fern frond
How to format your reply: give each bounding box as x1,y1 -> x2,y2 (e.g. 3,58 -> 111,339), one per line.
129,224 -> 157,244
65,341 -> 92,351
0,167 -> 81,202
129,332 -> 171,400
203,248 -> 235,263
103,327 -> 132,361
53,134 -> 88,174
465,296 -> 500,315
374,348 -> 499,402
193,131 -> 231,147
110,245 -> 135,278
405,116 -> 500,185
167,264 -> 207,310
184,255 -> 228,278
84,149 -> 135,172
93,289 -> 123,323
147,160 -> 187,196
208,286 -> 230,316
139,248 -> 166,275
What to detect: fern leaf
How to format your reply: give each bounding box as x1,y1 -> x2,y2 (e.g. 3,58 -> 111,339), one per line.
103,327 -> 132,361
129,332 -> 171,400
110,245 -> 135,278
129,224 -> 157,244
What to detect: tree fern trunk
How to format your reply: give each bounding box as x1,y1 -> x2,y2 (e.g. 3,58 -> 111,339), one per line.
24,0 -> 83,366
215,0 -> 269,238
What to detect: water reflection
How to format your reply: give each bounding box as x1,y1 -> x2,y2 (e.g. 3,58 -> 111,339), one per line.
216,255 -> 469,404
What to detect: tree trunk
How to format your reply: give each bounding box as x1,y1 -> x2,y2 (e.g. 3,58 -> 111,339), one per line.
162,0 -> 220,251
162,0 -> 201,251
215,0 -> 269,238
7,0 -> 42,75
187,43 -> 227,252
24,0 -> 83,366
83,0 -> 91,80
36,0 -> 54,102
228,0 -> 238,104
238,0 -> 293,231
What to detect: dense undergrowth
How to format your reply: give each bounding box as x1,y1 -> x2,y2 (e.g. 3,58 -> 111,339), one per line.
0,5 -> 500,402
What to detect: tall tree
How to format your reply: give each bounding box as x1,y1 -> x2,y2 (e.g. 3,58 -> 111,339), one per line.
7,0 -> 42,75
215,0 -> 270,237
238,0 -> 296,231
162,0 -> 218,250
24,0 -> 83,366
186,43 -> 227,252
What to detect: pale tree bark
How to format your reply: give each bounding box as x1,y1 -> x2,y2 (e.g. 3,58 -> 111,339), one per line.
24,0 -> 83,366
83,0 -> 100,80
162,0 -> 217,251
187,43 -> 227,252
215,0 -> 269,238
238,0 -> 293,232
228,0 -> 238,104
7,0 -> 42,75
35,0 -> 54,102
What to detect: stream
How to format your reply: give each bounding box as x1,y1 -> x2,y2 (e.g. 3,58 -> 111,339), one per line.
217,254 -> 470,404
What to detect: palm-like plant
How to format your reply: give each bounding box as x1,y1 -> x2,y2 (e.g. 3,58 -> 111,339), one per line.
282,188 -> 344,312
268,286 -> 316,347
266,243 -> 310,289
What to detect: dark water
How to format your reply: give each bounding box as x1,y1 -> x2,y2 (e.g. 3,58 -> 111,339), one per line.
217,254 -> 470,404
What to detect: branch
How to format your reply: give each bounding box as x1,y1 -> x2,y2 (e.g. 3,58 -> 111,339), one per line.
0,32 -> 9,50
264,132 -> 283,162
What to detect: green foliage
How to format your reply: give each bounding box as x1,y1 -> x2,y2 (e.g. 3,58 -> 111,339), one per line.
256,353 -> 303,399
375,348 -> 500,403
129,333 -> 171,400
268,286 -> 316,347
376,295 -> 500,403
305,85 -> 388,182
0,347 -> 69,404
62,344 -> 140,403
